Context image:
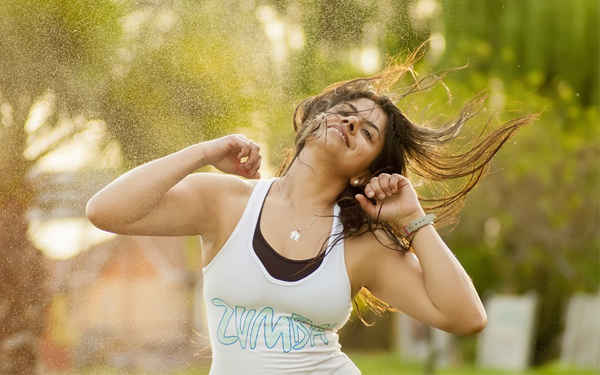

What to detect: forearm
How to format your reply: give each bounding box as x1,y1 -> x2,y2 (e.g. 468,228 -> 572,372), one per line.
358,173 -> 486,334
409,223 -> 487,334
86,143 -> 208,230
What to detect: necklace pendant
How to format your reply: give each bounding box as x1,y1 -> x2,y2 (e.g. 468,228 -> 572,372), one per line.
290,230 -> 300,241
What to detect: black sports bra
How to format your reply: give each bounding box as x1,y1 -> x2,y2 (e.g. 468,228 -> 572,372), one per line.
253,198 -> 325,282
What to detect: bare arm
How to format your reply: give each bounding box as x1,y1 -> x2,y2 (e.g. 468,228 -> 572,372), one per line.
355,173 -> 487,336
86,134 -> 262,236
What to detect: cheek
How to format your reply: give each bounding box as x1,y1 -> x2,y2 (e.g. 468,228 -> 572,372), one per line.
366,144 -> 385,170
355,145 -> 381,169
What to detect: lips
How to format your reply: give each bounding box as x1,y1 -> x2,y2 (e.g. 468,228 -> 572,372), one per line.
328,125 -> 349,147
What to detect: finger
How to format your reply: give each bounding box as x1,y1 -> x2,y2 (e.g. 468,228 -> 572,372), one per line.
368,177 -> 386,201
377,173 -> 394,197
364,183 -> 376,199
243,154 -> 262,175
231,134 -> 250,157
234,133 -> 251,143
389,174 -> 402,193
245,141 -> 261,170
355,194 -> 376,216
238,139 -> 260,168
238,142 -> 261,179
236,143 -> 250,160
394,174 -> 412,191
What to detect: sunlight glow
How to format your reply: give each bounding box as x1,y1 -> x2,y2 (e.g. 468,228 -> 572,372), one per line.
256,5 -> 275,23
360,47 -> 380,74
26,120 -> 120,172
256,5 -> 305,63
287,26 -> 305,51
47,125 -> 115,172
24,112 -> 121,259
29,218 -> 116,259
122,10 -> 151,39
489,77 -> 506,111
412,0 -> 441,21
265,21 -> 285,42
257,6 -> 287,63
426,32 -> 446,64
24,92 -> 54,134
484,217 -> 501,247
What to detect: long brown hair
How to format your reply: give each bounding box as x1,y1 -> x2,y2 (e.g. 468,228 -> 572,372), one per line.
276,45 -> 539,321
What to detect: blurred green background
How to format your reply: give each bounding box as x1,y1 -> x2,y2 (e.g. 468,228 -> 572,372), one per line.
0,0 -> 598,374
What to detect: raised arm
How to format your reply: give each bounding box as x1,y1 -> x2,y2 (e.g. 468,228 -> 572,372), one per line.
355,173 -> 487,336
86,134 -> 262,236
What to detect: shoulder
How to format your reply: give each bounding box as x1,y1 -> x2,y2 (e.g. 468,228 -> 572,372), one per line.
186,172 -> 259,194
182,173 -> 262,233
347,227 -> 403,255
188,172 -> 262,210
190,174 -> 265,263
182,172 -> 261,209
345,228 -> 414,293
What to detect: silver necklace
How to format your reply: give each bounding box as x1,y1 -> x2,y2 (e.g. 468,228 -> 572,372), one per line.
278,178 -> 317,241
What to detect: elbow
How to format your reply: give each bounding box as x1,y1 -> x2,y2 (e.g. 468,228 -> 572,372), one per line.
86,196 -> 141,234
86,197 -> 102,228
455,309 -> 487,336
86,196 -> 112,232
467,312 -> 487,336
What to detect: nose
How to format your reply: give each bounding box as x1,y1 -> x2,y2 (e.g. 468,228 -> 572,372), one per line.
342,116 -> 359,134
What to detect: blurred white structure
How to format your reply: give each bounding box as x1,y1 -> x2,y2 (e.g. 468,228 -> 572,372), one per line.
560,293 -> 600,370
393,313 -> 458,367
476,293 -> 539,371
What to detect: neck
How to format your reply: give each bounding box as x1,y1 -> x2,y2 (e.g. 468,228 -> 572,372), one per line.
279,153 -> 348,215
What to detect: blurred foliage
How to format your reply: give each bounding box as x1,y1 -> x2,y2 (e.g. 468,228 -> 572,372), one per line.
98,0 -> 280,167
433,0 -> 599,365
0,0 -> 598,371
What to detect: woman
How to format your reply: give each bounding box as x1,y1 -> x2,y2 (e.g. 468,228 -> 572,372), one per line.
86,52 -> 536,374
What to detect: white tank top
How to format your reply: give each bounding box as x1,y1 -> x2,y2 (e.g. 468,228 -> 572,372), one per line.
203,178 -> 359,374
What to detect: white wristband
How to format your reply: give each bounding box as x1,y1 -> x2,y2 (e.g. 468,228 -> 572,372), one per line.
401,214 -> 435,237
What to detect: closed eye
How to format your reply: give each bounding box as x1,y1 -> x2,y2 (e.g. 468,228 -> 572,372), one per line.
362,128 -> 372,141
339,103 -> 381,141
337,109 -> 375,141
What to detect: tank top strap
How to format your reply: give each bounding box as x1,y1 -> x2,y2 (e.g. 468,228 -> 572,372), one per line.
239,178 -> 277,227
327,203 -> 347,269
203,178 -> 276,272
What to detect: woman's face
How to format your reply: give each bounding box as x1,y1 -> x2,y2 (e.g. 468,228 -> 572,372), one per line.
308,98 -> 388,177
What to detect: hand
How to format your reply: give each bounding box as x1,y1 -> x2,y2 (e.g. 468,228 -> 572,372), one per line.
201,134 -> 262,179
355,173 -> 425,226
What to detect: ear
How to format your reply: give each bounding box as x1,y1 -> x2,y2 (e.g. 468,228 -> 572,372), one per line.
349,171 -> 371,187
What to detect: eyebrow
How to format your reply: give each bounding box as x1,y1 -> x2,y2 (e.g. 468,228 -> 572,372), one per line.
344,102 -> 381,140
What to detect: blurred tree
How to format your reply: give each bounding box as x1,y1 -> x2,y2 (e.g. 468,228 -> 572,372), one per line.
0,0 -> 124,372
436,0 -> 600,364
99,0 -> 276,168
444,80 -> 599,365
440,0 -> 599,105
0,0 -> 274,372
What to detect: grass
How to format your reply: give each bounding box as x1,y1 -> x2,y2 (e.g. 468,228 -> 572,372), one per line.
346,351 -> 599,375
49,351 -> 599,375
